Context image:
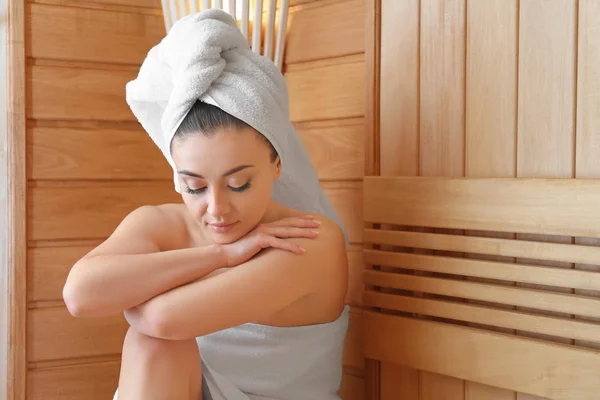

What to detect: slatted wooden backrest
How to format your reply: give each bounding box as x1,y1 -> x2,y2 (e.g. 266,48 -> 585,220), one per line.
362,177 -> 600,400
161,0 -> 289,70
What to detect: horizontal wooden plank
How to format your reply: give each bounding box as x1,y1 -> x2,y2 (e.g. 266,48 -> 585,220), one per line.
28,307 -> 127,362
363,312 -> 600,400
296,119 -> 364,181
81,0 -> 161,8
343,309 -> 364,371
339,372 -> 365,400
286,0 -> 364,64
28,181 -> 361,242
28,127 -> 170,180
27,361 -> 119,400
364,229 -> 600,266
28,182 -> 180,240
364,249 -> 600,291
364,291 -> 600,344
364,270 -> 600,319
286,59 -> 365,122
28,65 -> 137,121
363,177 -> 600,238
28,246 -> 94,302
27,3 -> 163,64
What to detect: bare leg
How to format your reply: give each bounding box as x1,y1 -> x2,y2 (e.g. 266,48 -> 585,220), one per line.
116,327 -> 202,400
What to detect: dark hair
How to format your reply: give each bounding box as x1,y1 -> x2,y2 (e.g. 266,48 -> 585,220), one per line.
172,101 -> 279,163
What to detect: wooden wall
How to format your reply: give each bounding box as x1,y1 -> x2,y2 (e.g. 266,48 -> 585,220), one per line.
377,0 -> 600,399
22,0 -> 367,399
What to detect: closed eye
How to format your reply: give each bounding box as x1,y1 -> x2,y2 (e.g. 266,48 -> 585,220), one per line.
230,181 -> 252,192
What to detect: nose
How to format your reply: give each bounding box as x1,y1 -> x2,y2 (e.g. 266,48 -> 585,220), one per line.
206,187 -> 231,218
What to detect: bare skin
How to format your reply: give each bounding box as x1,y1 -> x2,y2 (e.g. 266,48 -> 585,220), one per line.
64,128 -> 348,400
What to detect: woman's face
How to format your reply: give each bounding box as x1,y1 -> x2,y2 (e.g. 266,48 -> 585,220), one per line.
171,127 -> 280,244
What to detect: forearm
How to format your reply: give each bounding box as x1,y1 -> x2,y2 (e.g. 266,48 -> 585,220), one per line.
63,244 -> 226,318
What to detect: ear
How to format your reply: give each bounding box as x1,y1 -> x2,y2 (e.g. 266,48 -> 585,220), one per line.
274,156 -> 282,179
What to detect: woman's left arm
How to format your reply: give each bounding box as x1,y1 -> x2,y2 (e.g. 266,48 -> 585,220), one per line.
124,219 -> 347,340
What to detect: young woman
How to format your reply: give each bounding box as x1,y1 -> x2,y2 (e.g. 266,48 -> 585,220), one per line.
63,101 -> 350,399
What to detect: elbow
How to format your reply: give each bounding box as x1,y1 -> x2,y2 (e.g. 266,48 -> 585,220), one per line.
62,279 -> 91,317
126,301 -> 181,340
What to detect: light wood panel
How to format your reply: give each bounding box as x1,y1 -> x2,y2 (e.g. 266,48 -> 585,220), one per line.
420,0 -> 465,177
322,182 -> 363,244
27,307 -> 127,362
346,249 -> 363,306
343,310 -> 364,371
295,118 -> 364,181
28,127 -> 170,180
364,312 -> 600,400
28,246 -> 94,302
286,58 -> 365,122
576,0 -> 600,178
27,361 -> 120,400
84,0 -> 161,7
339,373 -> 365,400
363,177 -> 600,238
381,364 -> 418,400
28,65 -> 138,121
285,0 -> 364,64
27,3 -> 164,65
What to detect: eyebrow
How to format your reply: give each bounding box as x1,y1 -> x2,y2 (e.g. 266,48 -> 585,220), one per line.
177,165 -> 254,179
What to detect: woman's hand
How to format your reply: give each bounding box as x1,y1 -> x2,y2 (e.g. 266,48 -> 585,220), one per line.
221,215 -> 321,267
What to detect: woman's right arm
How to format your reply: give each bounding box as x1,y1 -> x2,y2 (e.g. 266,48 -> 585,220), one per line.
62,206 -> 227,318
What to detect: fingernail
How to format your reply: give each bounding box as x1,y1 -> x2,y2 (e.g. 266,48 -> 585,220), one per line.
312,230 -> 319,235
315,220 -> 322,226
299,247 -> 306,253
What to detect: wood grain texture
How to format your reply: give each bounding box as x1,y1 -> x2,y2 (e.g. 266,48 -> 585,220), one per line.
28,246 -> 94,302
339,372 -> 365,400
343,309 -> 364,371
322,181 -> 363,244
517,0 -> 576,178
27,307 -> 127,362
3,0 -> 27,398
295,119 -> 364,181
420,0 -> 465,177
346,249 -> 363,306
363,177 -> 600,238
27,3 -> 164,65
466,0 -> 517,178
576,0 -> 600,178
27,361 -> 120,400
285,0 -> 364,64
28,65 -> 138,121
82,0 -> 162,8
286,58 -> 365,122
381,363 -> 418,400
28,127 -> 170,180
379,0 -> 419,176
364,312 -> 600,400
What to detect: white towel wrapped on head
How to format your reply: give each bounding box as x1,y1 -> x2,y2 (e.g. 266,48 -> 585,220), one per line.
125,9 -> 347,241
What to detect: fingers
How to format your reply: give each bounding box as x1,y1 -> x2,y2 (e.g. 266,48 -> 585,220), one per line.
264,227 -> 319,239
268,216 -> 321,229
264,236 -> 306,254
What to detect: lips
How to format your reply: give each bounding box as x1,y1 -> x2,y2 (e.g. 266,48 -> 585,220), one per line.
207,221 -> 238,233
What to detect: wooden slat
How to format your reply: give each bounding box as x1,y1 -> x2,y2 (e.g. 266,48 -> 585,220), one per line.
28,246 -> 94,302
364,229 -> 600,267
28,65 -> 137,121
27,361 -> 120,400
343,309 -> 364,371
363,177 -> 600,238
363,249 -> 600,292
285,0 -> 364,65
364,270 -> 600,319
286,58 -> 365,122
28,307 -> 127,362
576,0 -> 600,178
28,127 -> 170,180
364,291 -> 600,344
28,182 -> 180,240
339,372 -> 365,400
27,3 -> 164,65
295,119 -> 364,181
381,363 -> 418,400
363,312 -> 600,400
322,181 -> 363,244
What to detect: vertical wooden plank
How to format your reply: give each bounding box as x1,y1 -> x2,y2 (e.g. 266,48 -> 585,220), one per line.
381,363 -> 419,400
3,0 -> 27,399
419,0 -> 466,399
574,0 -> 600,350
517,0 -> 576,178
516,1 -> 576,399
420,0 -> 465,177
380,0 -> 419,176
465,1 -> 518,398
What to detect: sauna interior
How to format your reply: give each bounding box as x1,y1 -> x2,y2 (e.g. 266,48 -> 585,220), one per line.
2,0 -> 600,399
